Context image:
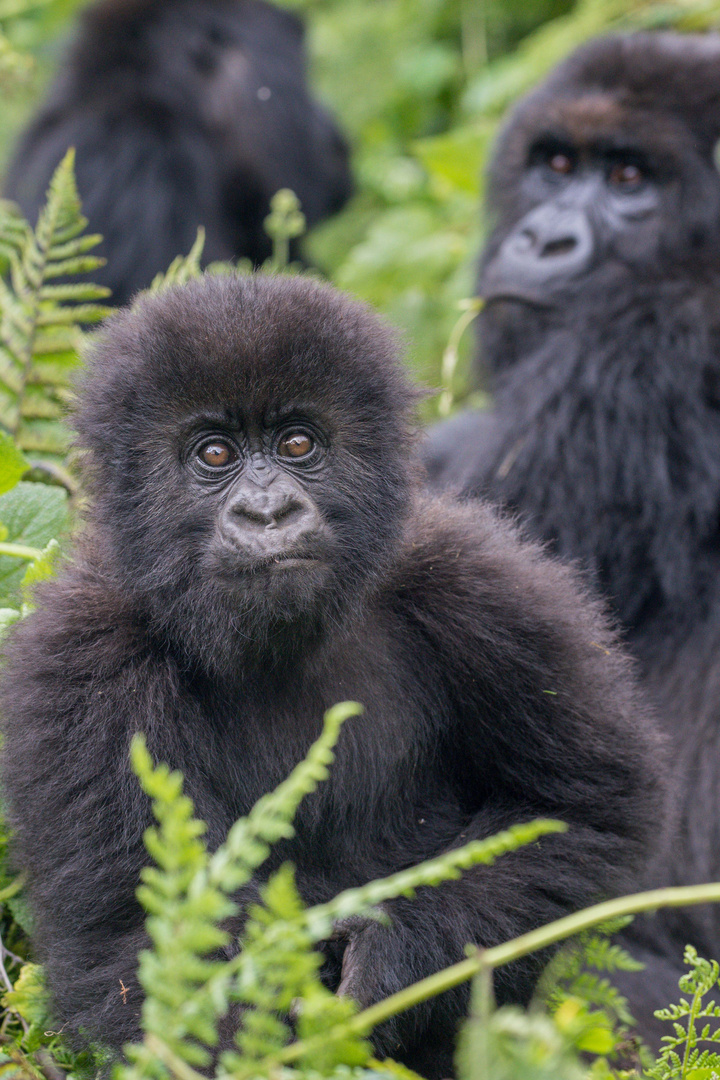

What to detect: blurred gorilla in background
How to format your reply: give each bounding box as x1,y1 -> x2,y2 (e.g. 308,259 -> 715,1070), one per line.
0,274 -> 665,1077
424,32 -> 720,1043
3,0 -> 352,304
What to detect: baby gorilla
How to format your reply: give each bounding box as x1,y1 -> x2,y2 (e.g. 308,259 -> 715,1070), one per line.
0,275 -> 664,1077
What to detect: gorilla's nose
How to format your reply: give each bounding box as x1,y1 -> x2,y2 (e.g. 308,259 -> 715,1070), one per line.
521,228 -> 579,259
222,477 -> 323,558
481,204 -> 593,300
229,484 -> 313,531
506,205 -> 592,273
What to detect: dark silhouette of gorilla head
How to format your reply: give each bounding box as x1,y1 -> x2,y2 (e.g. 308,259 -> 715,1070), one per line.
3,0 -> 352,304
424,32 -> 720,1046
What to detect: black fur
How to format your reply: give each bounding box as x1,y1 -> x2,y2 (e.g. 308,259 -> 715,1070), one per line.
0,274 -> 663,1076
3,0 -> 352,304
424,31 -> 720,1042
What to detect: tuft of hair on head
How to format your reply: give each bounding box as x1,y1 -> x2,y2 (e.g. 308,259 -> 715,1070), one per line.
74,272 -> 419,478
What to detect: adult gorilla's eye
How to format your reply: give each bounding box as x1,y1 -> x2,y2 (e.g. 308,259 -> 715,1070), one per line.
277,431 -> 315,459
609,163 -> 644,188
548,153 -> 574,175
198,441 -> 237,467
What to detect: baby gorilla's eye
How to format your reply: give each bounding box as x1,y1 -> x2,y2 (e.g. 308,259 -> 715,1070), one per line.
198,441 -> 237,467
277,431 -> 315,459
609,163 -> 644,188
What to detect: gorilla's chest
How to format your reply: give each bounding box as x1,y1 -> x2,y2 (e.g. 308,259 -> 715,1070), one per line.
189,654 -> 461,883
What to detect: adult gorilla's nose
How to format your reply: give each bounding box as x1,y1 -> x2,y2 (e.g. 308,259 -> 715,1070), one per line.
481,203 -> 593,301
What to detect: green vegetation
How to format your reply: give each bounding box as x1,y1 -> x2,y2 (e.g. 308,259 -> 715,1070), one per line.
2,3 -> 720,1078
5,0 -> 720,405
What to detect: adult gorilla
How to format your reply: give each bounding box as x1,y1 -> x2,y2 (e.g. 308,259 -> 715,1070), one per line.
3,0 -> 352,304
0,274 -> 663,1077
424,32 -> 720,1041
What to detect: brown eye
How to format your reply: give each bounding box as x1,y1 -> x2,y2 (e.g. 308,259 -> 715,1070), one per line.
609,163 -> 643,188
277,432 -> 314,459
548,153 -> 574,175
198,441 -> 236,467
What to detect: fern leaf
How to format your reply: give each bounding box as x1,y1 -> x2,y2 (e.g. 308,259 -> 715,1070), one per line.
149,228 -> 205,293
227,864 -> 371,1077
0,149 -> 112,464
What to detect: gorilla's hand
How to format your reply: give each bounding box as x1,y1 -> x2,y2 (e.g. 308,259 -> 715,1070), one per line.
334,913 -> 438,1057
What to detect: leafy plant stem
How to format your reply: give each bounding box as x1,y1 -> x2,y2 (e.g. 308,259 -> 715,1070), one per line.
265,881 -> 720,1071
7,155 -> 67,440
145,1035 -> 204,1080
680,979 -> 703,1078
0,541 -> 45,560
438,298 -> 483,417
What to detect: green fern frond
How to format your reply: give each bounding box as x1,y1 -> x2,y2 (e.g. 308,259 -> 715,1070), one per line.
645,946 -> 720,1080
149,228 -> 205,292
226,864 -> 371,1076
210,701 -> 363,892
303,820 -> 565,942
533,921 -> 646,1068
122,704 -> 361,1079
0,149 -> 112,465
128,736 -> 235,1072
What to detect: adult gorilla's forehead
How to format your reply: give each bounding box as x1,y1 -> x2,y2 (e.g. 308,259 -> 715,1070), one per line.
499,32 -> 720,163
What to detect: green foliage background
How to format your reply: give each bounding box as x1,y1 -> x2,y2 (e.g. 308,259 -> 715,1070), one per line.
4,3 -> 720,1079
4,0 -> 720,412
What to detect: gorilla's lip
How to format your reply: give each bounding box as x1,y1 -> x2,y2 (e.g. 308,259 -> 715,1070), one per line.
257,555 -> 321,570
218,553 -> 324,576
480,287 -> 556,309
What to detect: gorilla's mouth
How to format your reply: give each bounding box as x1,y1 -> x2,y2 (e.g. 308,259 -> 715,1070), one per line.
221,552 -> 325,576
256,555 -> 322,571
481,289 -> 557,309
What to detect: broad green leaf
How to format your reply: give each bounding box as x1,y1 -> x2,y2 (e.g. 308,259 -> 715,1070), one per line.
0,607 -> 21,637
1,963 -> 48,1027
0,429 -> 27,495
413,123 -> 495,197
0,482 -> 68,607
22,536 -> 61,598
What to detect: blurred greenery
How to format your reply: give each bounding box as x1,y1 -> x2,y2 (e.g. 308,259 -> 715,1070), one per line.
4,9 -> 720,1075
3,0 -> 720,413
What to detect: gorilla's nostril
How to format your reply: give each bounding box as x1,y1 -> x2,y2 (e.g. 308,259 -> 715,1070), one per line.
516,229 -> 537,251
541,235 -> 578,257
273,500 -> 304,525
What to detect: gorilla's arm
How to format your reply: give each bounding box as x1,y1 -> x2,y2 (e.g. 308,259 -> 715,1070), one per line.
421,408 -> 498,489
0,562 -> 232,1050
340,496 -> 665,1056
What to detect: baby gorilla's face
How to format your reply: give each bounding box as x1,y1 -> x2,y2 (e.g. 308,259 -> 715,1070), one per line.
181,409 -> 338,619
74,274 -> 416,665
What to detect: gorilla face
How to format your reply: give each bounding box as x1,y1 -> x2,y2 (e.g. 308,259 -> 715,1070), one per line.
480,126 -> 667,303
175,410 -> 339,625
75,273 -> 415,669
480,44 -> 720,310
